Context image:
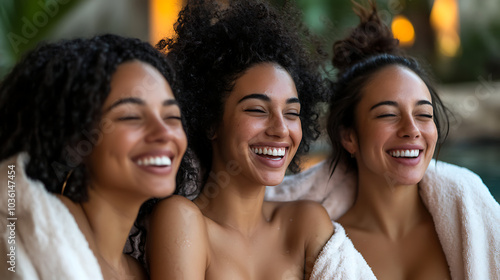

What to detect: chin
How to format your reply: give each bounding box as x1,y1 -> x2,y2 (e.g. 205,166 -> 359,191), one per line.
260,174 -> 286,187
392,173 -> 425,186
148,180 -> 177,198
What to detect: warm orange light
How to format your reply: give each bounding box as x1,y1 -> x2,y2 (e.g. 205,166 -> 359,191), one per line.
391,15 -> 415,47
430,0 -> 460,57
150,0 -> 183,45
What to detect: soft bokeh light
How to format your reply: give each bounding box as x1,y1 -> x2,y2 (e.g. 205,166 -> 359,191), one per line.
150,0 -> 182,45
391,15 -> 415,47
430,0 -> 460,57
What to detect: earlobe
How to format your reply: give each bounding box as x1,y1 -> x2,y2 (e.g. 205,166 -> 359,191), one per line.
207,126 -> 217,140
340,127 -> 357,155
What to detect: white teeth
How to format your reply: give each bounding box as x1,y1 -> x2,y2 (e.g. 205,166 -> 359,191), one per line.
252,147 -> 286,157
389,149 -> 420,158
137,156 -> 171,166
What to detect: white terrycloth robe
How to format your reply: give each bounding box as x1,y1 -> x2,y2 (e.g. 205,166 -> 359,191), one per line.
266,159 -> 500,279
0,154 -> 103,280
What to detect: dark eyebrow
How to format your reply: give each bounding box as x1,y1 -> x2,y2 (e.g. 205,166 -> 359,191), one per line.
370,100 -> 433,111
106,97 -> 179,112
237,93 -> 271,103
237,93 -> 300,105
370,101 -> 397,111
106,97 -> 144,112
416,100 -> 433,106
163,99 -> 179,106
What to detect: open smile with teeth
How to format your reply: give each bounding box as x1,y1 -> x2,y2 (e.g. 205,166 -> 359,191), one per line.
389,149 -> 420,158
137,156 -> 172,166
251,146 -> 286,158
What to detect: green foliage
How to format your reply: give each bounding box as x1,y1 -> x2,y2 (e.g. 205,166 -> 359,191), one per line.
0,0 -> 81,79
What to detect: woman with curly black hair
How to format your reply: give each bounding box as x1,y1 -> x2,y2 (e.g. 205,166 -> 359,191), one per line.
147,0 -> 333,279
0,34 -> 187,279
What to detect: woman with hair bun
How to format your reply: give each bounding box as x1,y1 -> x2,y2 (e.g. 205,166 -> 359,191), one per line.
147,0 -> 334,279
0,34 -> 187,279
268,1 -> 500,279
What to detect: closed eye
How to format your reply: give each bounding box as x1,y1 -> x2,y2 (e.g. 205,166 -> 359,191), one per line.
244,109 -> 266,113
418,114 -> 433,119
376,114 -> 397,118
164,116 -> 182,121
118,116 -> 140,121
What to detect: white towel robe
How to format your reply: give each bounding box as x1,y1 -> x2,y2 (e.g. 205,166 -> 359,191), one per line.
0,154 -> 103,280
266,159 -> 500,280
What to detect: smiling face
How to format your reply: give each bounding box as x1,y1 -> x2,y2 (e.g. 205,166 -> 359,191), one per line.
211,62 -> 302,187
342,65 -> 438,186
87,61 -> 187,200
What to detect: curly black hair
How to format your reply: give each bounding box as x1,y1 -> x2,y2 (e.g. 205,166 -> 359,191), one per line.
0,34 -> 195,265
327,1 -> 450,174
0,34 -> 181,201
159,0 -> 329,193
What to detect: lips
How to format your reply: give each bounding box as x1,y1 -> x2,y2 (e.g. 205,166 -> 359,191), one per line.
136,155 -> 172,166
132,151 -> 176,176
389,149 -> 420,158
251,146 -> 286,157
250,145 -> 288,168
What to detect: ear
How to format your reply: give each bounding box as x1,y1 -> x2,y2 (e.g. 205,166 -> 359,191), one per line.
207,125 -> 217,140
340,126 -> 358,156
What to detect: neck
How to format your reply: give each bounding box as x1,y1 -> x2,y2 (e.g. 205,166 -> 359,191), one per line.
351,173 -> 429,240
81,187 -> 143,270
194,164 -> 268,237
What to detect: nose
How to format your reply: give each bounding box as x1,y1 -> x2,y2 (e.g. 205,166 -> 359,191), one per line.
265,113 -> 288,138
145,116 -> 172,143
397,115 -> 420,139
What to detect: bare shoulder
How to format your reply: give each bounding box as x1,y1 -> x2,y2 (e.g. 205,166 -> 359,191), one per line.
267,200 -> 333,277
148,195 -> 209,279
152,195 -> 204,219
149,195 -> 208,247
267,200 -> 333,239
271,200 -> 332,225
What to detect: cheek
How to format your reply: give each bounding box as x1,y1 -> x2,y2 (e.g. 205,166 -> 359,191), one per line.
290,121 -> 302,145
422,123 -> 438,145
420,120 -> 438,137
96,128 -> 139,158
358,122 -> 388,148
176,128 -> 188,155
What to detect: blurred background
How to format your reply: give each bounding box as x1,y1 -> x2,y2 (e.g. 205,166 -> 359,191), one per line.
1,0 -> 499,202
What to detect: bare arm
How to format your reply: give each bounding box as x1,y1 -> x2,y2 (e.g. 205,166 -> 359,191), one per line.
147,195 -> 208,280
300,201 -> 334,279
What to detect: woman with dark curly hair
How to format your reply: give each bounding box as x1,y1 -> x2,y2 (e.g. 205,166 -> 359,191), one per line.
0,34 -> 187,279
267,1 -> 500,279
147,0 -> 333,279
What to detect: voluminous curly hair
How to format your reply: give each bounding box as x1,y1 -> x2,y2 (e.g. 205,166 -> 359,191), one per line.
0,33 -> 196,265
159,0 -> 329,193
0,34 -> 182,201
327,1 -> 450,174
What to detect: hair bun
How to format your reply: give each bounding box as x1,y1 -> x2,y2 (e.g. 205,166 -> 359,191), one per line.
332,1 -> 401,73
